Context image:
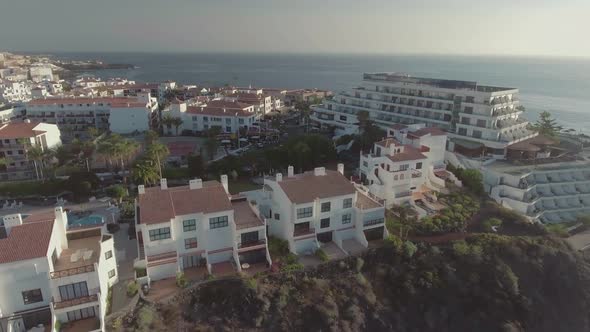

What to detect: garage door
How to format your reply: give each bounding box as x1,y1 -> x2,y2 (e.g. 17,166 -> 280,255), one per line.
364,226 -> 384,241
316,231 -> 333,243
148,262 -> 177,281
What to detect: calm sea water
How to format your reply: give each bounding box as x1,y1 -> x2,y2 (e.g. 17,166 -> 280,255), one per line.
52,52 -> 590,133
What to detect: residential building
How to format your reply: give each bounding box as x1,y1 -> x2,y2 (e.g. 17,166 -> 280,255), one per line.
0,80 -> 31,104
311,73 -> 535,157
0,121 -> 61,181
285,89 -> 330,106
29,66 -> 54,83
359,124 -> 450,207
134,177 -> 271,281
243,165 -> 387,256
0,207 -> 117,332
223,93 -> 273,116
164,100 -> 257,135
0,106 -> 23,124
25,95 -> 158,140
483,135 -> 590,224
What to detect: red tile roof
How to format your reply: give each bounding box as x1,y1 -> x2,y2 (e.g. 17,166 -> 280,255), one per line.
375,138 -> 401,148
409,127 -> 447,137
231,198 -> 264,230
28,97 -> 138,106
138,181 -> 232,225
0,218 -> 54,264
278,170 -> 355,204
386,145 -> 427,163
0,122 -> 45,139
206,100 -> 253,110
110,102 -> 148,108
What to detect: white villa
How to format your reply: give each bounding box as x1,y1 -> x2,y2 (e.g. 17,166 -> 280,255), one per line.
134,177 -> 271,281
0,208 -> 118,332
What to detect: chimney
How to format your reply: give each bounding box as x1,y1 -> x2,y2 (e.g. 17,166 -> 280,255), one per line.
54,206 -> 67,235
314,167 -> 326,176
276,173 -> 283,182
160,178 -> 168,190
189,178 -> 203,190
220,174 -> 229,194
138,185 -> 145,194
287,166 -> 294,177
337,163 -> 344,175
3,213 -> 23,236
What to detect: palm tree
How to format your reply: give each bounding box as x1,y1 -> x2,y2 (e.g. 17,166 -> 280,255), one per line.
27,146 -> 45,180
51,144 -> 73,167
145,142 -> 169,178
133,161 -> 159,186
144,130 -> 159,146
171,117 -> 183,136
161,115 -> 176,135
0,157 -> 10,170
204,137 -> 220,161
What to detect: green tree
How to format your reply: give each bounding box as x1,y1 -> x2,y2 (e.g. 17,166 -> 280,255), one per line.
187,154 -> 204,178
204,137 -> 220,161
458,169 -> 484,196
27,146 -> 46,180
171,117 -> 184,136
133,160 -> 160,185
530,111 -> 563,138
51,144 -> 73,166
144,130 -> 159,146
107,184 -> 128,204
145,142 -> 169,179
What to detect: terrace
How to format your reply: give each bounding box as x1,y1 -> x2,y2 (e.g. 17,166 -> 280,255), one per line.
51,235 -> 101,279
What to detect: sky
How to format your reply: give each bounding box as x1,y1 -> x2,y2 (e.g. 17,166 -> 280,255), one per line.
1,0 -> 589,57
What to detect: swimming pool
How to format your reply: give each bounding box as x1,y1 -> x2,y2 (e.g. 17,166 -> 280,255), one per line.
67,213 -> 105,228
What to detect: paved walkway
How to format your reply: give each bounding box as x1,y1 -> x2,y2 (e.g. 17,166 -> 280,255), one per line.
114,223 -> 137,280
322,242 -> 348,260
111,279 -> 134,313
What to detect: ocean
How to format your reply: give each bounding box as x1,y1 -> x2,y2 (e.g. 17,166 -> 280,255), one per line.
51,52 -> 590,133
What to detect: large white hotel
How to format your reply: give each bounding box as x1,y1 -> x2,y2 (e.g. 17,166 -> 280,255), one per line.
311,73 -> 536,157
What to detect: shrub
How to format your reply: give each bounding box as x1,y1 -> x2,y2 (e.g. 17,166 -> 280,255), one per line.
127,281 -> 139,297
268,236 -> 291,260
384,234 -> 403,252
106,223 -> 120,233
453,240 -> 471,256
355,257 -> 364,272
282,263 -> 304,273
135,267 -> 147,278
245,277 -> 257,290
483,218 -> 503,232
54,319 -> 61,332
545,223 -> 569,237
403,241 -> 418,258
176,272 -> 188,288
137,306 -> 155,330
315,248 -> 329,262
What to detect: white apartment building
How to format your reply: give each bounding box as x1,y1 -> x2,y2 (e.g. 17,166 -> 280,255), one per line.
25,95 -> 158,140
0,106 -> 22,125
134,177 -> 271,281
223,93 -> 273,116
0,80 -> 31,104
29,66 -> 54,83
0,121 -> 62,181
0,207 -> 117,332
311,73 -> 536,157
164,100 -> 257,135
243,165 -> 387,256
484,145 -> 590,224
359,124 -> 449,207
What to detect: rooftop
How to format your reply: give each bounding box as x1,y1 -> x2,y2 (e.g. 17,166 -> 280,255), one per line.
27,96 -> 139,106
231,198 -> 264,230
0,218 -> 54,264
138,181 -> 232,225
206,100 -> 253,110
53,235 -> 101,272
386,145 -> 427,163
186,106 -> 254,117
276,169 -> 356,204
375,138 -> 401,148
355,191 -> 383,210
363,73 -> 516,93
0,122 -> 45,139
407,127 -> 447,138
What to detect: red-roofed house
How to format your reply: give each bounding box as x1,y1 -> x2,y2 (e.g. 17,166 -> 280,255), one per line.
134,176 -> 271,281
163,101 -> 257,135
0,207 -> 118,331
0,120 -> 61,181
359,123 -> 448,206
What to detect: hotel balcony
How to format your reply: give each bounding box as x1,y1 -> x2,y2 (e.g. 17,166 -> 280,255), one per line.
50,235 -> 101,279
363,218 -> 385,227
237,239 -> 267,253
52,293 -> 99,310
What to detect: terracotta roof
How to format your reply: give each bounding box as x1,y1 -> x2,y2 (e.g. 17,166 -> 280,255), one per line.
278,170 -> 355,204
186,106 -> 255,117
408,127 -> 447,137
231,198 -> 264,230
375,138 -> 401,148
386,145 -> 427,162
28,96 -> 138,106
138,181 -> 232,225
207,100 -> 252,110
0,218 -> 54,264
110,102 -> 148,108
0,122 -> 45,139
355,191 -> 382,210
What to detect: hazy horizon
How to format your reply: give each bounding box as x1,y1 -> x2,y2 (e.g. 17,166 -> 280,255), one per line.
1,0 -> 589,57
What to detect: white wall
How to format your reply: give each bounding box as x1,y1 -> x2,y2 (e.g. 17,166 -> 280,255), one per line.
109,106 -> 150,134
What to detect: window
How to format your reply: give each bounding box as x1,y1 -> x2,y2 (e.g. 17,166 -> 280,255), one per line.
241,231 -> 259,244
108,269 -> 116,279
22,289 -> 43,305
320,218 -> 330,228
476,119 -> 486,128
226,126 -> 232,132
59,282 -> 88,301
184,237 -> 198,249
472,130 -> 482,139
183,219 -> 196,232
209,216 -> 229,229
203,116 -> 209,122
225,118 -> 231,124
274,213 -> 280,220
363,161 -> 368,167
321,202 -> 331,212
149,227 -> 171,241
67,306 -> 95,322
343,198 -> 353,209
297,207 -> 312,219
342,214 -> 352,224
458,128 -> 467,136
415,162 -> 423,170
400,164 -> 409,171
339,115 -> 347,121
239,118 -> 244,124
105,250 -> 113,260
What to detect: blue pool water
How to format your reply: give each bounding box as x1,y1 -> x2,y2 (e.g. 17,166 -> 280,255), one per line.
67,213 -> 104,227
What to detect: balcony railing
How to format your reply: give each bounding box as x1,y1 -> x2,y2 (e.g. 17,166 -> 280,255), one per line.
364,218 -> 385,227
293,227 -> 315,237
50,264 -> 95,279
238,238 -> 266,249
52,293 -> 99,310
